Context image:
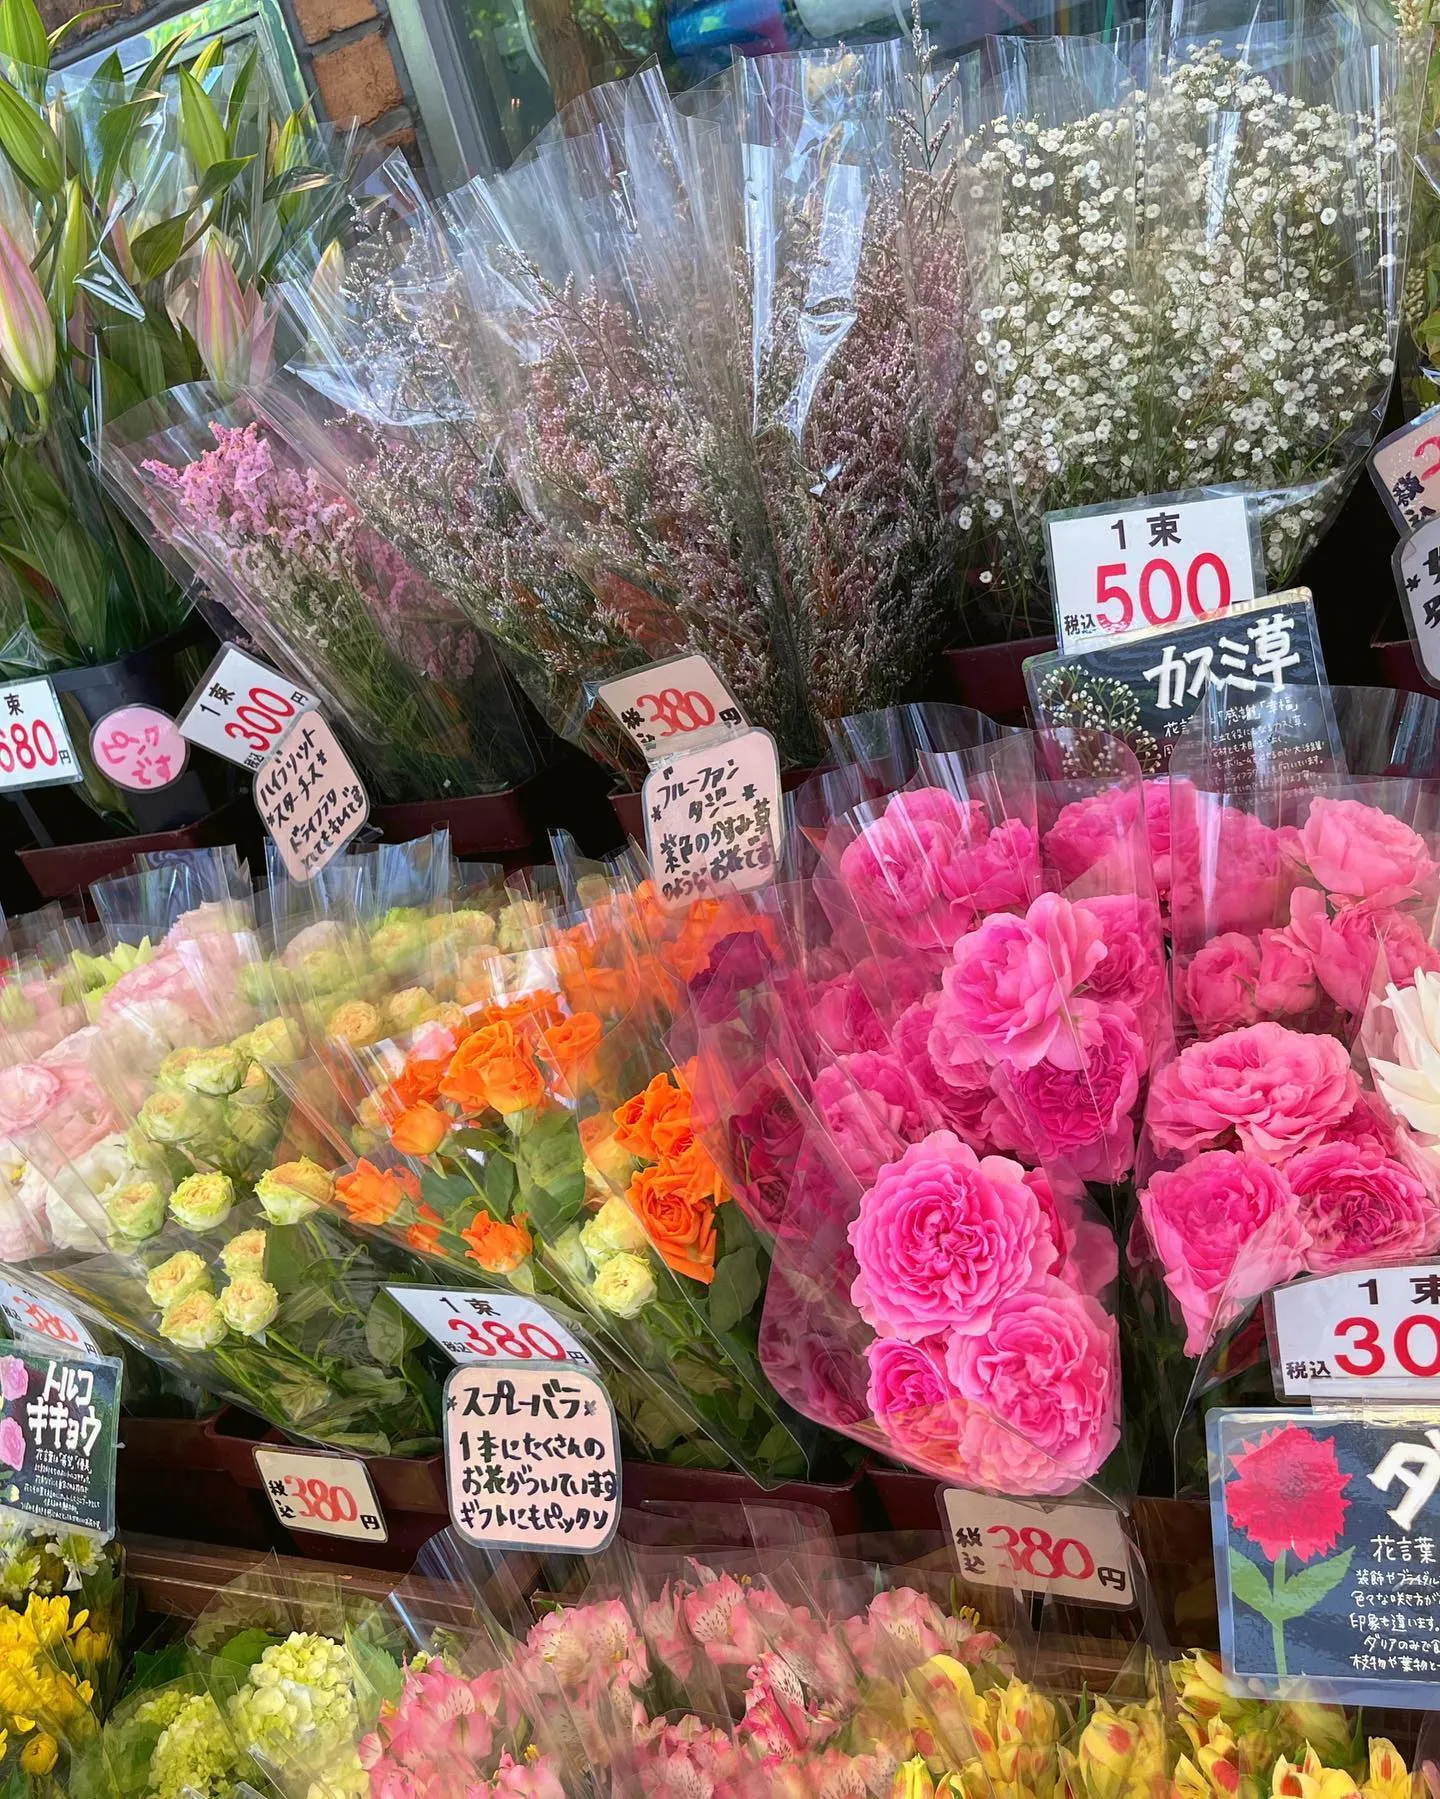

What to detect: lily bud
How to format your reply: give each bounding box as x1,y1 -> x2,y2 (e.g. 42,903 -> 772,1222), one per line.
0,217 -> 54,394
54,177 -> 89,317
308,238 -> 344,322
195,233 -> 246,390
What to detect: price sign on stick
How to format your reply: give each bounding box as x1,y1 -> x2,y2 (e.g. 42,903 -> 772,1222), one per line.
254,713 -> 369,882
386,1287 -> 592,1366
1044,490 -> 1259,653
596,654 -> 747,762
1269,1264 -> 1440,1399
254,1445 -> 387,1542
1370,402 -> 1440,530
90,705 -> 187,791
942,1489 -> 1135,1606
0,678 -> 81,791
177,645 -> 319,772
444,1360 -> 620,1554
642,728 -> 783,907
0,1280 -> 99,1357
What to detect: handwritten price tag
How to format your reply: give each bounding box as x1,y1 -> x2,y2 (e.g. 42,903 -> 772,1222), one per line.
90,705 -> 187,792
444,1360 -> 620,1554
0,679 -> 81,792
254,713 -> 369,882
942,1489 -> 1135,1606
254,1445 -> 387,1542
1371,403 -> 1440,531
642,728 -> 783,908
177,645 -> 319,773
386,1287 -> 592,1366
596,654 -> 747,763
1269,1264 -> 1440,1399
0,1280 -> 99,1357
1044,490 -> 1258,653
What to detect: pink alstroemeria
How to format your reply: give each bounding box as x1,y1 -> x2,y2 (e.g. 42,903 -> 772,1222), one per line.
0,218 -> 54,396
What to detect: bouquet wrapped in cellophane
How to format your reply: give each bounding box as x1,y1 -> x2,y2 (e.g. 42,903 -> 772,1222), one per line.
99,381 -> 536,803
0,853 -> 447,1457
661,706 -> 1170,1497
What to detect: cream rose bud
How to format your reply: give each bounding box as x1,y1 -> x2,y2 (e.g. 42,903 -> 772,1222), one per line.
221,1229 -> 268,1278
370,911 -> 426,973
105,1179 -> 166,1242
145,1250 -> 211,1310
138,1089 -> 220,1145
159,1289 -> 228,1350
219,1275 -> 280,1338
591,1252 -> 656,1318
497,900 -> 545,953
169,1172 -> 235,1233
179,1046 -> 244,1097
243,1018 -> 303,1067
297,947 -> 351,993
228,1063 -> 273,1110
227,1105 -> 277,1151
156,1046 -> 205,1090
580,1197 -> 649,1264
385,986 -> 435,1033
550,1224 -> 591,1284
326,1001 -> 381,1048
255,1158 -> 333,1224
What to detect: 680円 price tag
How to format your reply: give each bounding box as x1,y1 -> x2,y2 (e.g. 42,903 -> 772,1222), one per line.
595,654 -> 747,762
254,1445 -> 387,1542
1269,1264 -> 1440,1399
1044,489 -> 1258,654
0,678 -> 81,791
177,644 -> 319,772
942,1489 -> 1135,1605
0,1280 -> 99,1357
386,1287 -> 592,1366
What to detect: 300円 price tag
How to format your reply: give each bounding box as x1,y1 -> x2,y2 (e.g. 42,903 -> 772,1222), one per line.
942,1489 -> 1134,1605
178,645 -> 319,772
1269,1264 -> 1440,1399
595,654 -> 747,763
1044,489 -> 1258,654
385,1287 -> 592,1366
0,678 -> 81,791
254,1445 -> 387,1542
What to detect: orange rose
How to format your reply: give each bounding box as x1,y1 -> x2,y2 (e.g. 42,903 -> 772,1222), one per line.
440,1022 -> 544,1115
407,1202 -> 444,1255
485,990 -> 564,1033
462,1211 -> 533,1273
628,1163 -> 716,1283
390,1103 -> 449,1156
540,1011 -> 604,1075
335,1159 -> 419,1228
391,1051 -> 450,1108
667,1138 -> 726,1208
613,1072 -> 690,1161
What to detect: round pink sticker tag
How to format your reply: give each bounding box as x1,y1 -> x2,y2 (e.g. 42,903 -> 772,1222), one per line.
90,705 -> 188,792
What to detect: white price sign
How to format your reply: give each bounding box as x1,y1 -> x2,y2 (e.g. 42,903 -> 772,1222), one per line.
0,678 -> 82,791
254,1445 -> 387,1542
942,1489 -> 1135,1605
1393,523 -> 1440,690
1269,1264 -> 1440,1398
0,1280 -> 99,1356
643,727 -> 783,908
1370,402 -> 1440,531
386,1287 -> 592,1366
1044,491 -> 1258,653
177,645 -> 319,772
596,655 -> 747,763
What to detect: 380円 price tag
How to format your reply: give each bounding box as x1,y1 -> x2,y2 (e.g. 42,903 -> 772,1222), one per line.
385,1287 -> 592,1366
444,1361 -> 620,1554
254,1446 -> 387,1542
254,713 -> 369,882
1371,402 -> 1440,531
177,645 -> 319,772
1269,1264 -> 1440,1399
642,728 -> 783,909
595,654 -> 747,763
1044,490 -> 1258,654
0,678 -> 81,791
942,1489 -> 1135,1606
0,1280 -> 99,1357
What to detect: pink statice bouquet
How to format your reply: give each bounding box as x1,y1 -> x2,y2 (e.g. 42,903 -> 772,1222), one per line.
675,707 -> 1164,1493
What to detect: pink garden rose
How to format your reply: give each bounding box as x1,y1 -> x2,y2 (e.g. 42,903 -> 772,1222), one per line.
0,1064 -> 64,1136
1255,927 -> 1318,1017
811,976 -> 889,1056
1074,895 -> 1164,1018
938,817 -> 1041,919
1182,935 -> 1262,1036
1146,1021 -> 1359,1162
937,892 -> 1105,1070
950,1397 -> 1092,1496
897,997 -> 993,1148
761,1291 -> 871,1429
865,1336 -> 965,1465
1327,1092 -> 1400,1157
1138,1150 -> 1307,1353
1169,801 -> 1285,941
839,806 -> 970,949
848,1132 -> 1050,1340
813,1060 -> 910,1180
1145,777 -> 1189,913
1024,1166 -> 1118,1296
1000,1007 -> 1144,1176
1291,796 -> 1437,909
946,1276 -> 1119,1484
1043,787 -> 1140,886
1287,1141 -> 1440,1274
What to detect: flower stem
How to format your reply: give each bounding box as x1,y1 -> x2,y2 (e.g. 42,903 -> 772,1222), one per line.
1271,1550 -> 1288,1677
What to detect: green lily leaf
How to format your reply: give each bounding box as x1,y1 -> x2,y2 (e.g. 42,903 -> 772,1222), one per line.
95,93 -> 160,206
189,34 -> 223,79
48,6 -> 117,55
0,75 -> 63,195
195,153 -> 254,207
0,0 -> 50,75
178,68 -> 227,174
134,24 -> 195,99
130,212 -> 190,281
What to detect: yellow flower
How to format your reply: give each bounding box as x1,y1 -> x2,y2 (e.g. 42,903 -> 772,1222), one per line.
1362,1746 -> 1413,1799
903,1656 -> 994,1776
71,1627 -> 110,1665
892,1758 -> 935,1799
23,1596 -> 79,1649
1173,1757 -> 1214,1799
1073,1700 -> 1167,1799
1273,1751 -> 1361,1799
20,1732 -> 56,1775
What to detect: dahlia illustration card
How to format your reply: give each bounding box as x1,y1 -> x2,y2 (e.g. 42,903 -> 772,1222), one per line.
1209,1407 -> 1440,1706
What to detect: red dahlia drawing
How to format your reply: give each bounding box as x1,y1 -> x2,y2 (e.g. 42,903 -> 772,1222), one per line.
1227,1425 -> 1351,1564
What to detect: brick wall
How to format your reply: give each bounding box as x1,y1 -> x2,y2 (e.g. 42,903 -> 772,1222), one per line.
43,0 -> 428,173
